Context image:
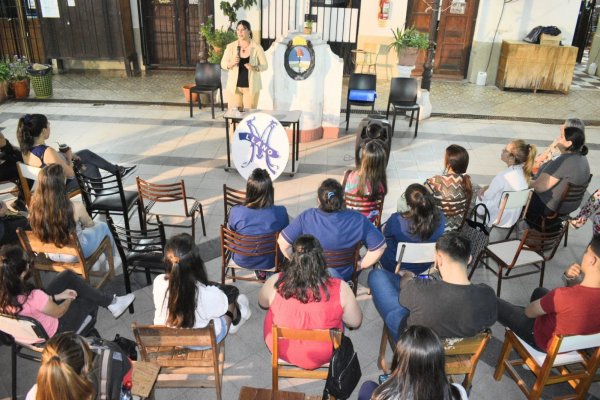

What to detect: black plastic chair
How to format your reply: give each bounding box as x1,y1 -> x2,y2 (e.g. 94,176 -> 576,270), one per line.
74,165 -> 142,233
345,73 -> 377,131
190,63 -> 224,119
386,77 -> 420,137
107,216 -> 166,313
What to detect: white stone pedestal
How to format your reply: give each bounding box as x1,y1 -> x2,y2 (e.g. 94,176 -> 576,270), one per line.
257,31 -> 344,141
396,65 -> 416,77
417,89 -> 432,120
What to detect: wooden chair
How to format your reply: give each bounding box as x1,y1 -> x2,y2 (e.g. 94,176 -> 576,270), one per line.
74,165 -> 141,233
494,329 -> 600,400
132,321 -> 225,400
223,184 -> 246,224
137,177 -> 206,240
239,386 -> 315,400
107,216 -> 166,313
221,225 -> 280,284
323,245 -> 361,295
271,325 -> 341,395
469,222 -> 567,296
378,326 -> 491,391
435,195 -> 470,232
16,227 -> 114,289
17,162 -> 80,206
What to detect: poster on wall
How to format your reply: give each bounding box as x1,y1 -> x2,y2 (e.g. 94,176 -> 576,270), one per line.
40,0 -> 60,18
232,113 -> 290,181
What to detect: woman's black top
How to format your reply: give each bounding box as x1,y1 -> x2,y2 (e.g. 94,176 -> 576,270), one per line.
236,56 -> 250,88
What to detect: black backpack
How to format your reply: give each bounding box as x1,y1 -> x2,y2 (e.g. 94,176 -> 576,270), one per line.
322,330 -> 361,400
86,337 -> 132,400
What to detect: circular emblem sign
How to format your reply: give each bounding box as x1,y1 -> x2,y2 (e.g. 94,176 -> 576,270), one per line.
284,36 -> 315,80
232,112 -> 290,181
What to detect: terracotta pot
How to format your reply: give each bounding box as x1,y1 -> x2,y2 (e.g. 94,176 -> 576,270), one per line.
0,81 -> 7,103
303,27 -> 312,34
11,79 -> 30,99
396,47 -> 420,67
182,84 -> 199,103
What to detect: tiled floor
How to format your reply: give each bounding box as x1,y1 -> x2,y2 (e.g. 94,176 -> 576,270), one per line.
1,90 -> 600,400
571,50 -> 600,91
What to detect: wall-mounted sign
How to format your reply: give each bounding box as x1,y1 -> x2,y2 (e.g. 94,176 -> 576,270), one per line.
450,0 -> 466,14
284,36 -> 316,81
232,113 -> 290,181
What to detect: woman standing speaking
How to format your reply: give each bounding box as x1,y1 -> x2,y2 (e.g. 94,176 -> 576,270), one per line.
221,20 -> 268,110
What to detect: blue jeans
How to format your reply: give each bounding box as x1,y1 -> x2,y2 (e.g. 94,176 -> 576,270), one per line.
328,265 -> 354,281
368,268 -> 409,344
78,221 -> 115,258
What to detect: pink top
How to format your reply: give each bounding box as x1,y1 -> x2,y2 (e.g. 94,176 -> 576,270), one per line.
264,276 -> 343,370
17,289 -> 58,339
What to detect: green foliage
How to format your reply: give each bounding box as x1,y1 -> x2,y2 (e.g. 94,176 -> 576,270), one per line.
0,59 -> 11,82
9,55 -> 30,81
219,0 -> 257,26
199,17 -> 237,64
388,27 -> 429,53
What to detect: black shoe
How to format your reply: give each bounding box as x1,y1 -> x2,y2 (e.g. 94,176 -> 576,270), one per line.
118,165 -> 137,178
8,199 -> 27,213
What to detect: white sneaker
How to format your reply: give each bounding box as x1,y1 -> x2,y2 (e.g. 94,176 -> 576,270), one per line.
107,293 -> 135,318
229,294 -> 251,334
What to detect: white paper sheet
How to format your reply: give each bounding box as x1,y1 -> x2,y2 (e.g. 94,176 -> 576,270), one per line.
40,0 -> 60,18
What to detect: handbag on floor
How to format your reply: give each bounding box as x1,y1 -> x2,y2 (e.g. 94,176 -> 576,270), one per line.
322,329 -> 361,400
460,203 -> 490,271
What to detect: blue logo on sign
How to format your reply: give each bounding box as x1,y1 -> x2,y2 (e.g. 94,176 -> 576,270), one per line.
238,116 -> 281,174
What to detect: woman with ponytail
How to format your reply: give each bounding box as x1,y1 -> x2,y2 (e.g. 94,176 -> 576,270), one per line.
526,126 -> 590,226
477,139 -> 537,228
153,233 -> 251,341
26,332 -> 95,400
278,179 -> 386,282
379,184 -> 445,274
425,145 -> 473,231
16,114 -> 135,193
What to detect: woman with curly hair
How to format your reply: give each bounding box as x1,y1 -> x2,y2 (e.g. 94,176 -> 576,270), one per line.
380,184 -> 445,274
0,246 -> 134,339
153,233 -> 251,341
259,235 -> 362,370
357,325 -> 468,400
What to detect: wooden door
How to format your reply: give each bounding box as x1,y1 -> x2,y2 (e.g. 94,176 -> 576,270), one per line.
406,0 -> 479,78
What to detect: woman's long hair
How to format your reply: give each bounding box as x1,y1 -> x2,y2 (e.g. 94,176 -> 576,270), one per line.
16,113 -> 48,154
163,233 -> 209,328
275,235 -> 330,303
356,140 -> 388,200
244,168 -> 274,209
0,245 -> 33,314
28,164 -> 76,247
36,332 -> 95,400
444,144 -> 472,200
510,139 -> 538,182
402,184 -> 440,240
317,179 -> 344,213
372,326 -> 457,400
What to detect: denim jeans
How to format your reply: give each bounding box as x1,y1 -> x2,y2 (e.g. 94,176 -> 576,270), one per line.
328,265 -> 354,281
497,287 -> 549,350
78,221 -> 116,259
368,268 -> 409,343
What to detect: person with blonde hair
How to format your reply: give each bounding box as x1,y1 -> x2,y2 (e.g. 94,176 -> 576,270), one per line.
26,332 -> 95,400
477,139 -> 537,228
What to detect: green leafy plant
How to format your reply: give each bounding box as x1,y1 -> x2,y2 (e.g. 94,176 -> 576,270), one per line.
199,17 -> 237,64
0,60 -> 11,82
220,0 -> 257,28
9,55 -> 30,81
387,27 -> 429,53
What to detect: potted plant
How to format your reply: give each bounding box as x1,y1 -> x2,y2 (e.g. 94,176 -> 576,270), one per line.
9,55 -> 30,99
387,27 -> 429,67
303,20 -> 313,35
0,59 -> 10,103
199,17 -> 237,64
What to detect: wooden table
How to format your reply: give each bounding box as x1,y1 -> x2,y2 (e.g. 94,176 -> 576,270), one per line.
238,386 -> 323,400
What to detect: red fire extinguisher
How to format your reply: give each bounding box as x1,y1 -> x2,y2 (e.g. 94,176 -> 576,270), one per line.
379,0 -> 390,20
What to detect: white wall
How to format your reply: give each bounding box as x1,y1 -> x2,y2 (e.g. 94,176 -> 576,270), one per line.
468,0 -> 581,84
214,1 -> 260,36
357,0 -> 407,39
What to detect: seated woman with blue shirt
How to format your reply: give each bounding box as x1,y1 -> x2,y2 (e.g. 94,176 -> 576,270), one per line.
380,183 -> 446,275
228,168 -> 289,280
278,178 -> 386,282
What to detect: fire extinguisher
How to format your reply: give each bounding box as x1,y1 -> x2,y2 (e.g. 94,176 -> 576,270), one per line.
379,0 -> 390,20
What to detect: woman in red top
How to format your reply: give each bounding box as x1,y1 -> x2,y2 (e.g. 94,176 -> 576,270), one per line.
259,235 -> 362,370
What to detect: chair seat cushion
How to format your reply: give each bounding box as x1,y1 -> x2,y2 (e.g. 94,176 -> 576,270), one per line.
514,334 -> 583,367
392,102 -> 420,110
349,89 -> 377,102
487,240 -> 544,266
191,85 -> 220,92
128,253 -> 164,269
147,198 -> 199,218
92,190 -> 138,212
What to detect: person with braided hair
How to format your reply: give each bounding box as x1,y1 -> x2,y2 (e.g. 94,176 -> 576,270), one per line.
16,114 -> 135,193
477,139 -> 537,228
379,183 -> 445,275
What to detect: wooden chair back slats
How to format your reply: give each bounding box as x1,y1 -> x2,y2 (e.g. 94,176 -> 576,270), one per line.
344,193 -> 385,227
221,227 -> 278,257
323,246 -> 360,269
137,178 -> 187,204
223,184 -> 246,224
522,223 -> 567,259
